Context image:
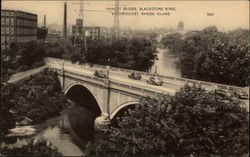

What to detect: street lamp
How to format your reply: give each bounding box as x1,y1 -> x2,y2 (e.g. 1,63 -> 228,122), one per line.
62,60 -> 65,90
62,60 -> 65,71
106,58 -> 110,79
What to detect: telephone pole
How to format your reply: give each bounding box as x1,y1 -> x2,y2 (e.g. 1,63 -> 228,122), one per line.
113,0 -> 120,40
79,0 -> 87,52
63,2 -> 67,38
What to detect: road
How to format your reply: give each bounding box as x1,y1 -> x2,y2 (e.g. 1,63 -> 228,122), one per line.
46,59 -> 249,111
8,59 -> 249,111
47,60 -> 178,95
8,66 -> 48,83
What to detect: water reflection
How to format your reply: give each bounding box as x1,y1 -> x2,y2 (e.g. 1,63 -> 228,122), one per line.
150,48 -> 181,77
1,106 -> 96,156
36,124 -> 84,156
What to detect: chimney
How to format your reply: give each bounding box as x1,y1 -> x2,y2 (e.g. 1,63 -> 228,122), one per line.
63,2 -> 67,38
44,15 -> 46,27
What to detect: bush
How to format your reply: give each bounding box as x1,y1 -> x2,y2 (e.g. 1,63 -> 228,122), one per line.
2,69 -> 69,124
86,85 -> 249,156
0,138 -> 62,156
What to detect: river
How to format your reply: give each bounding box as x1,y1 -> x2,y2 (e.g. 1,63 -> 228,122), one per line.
150,48 -> 182,77
1,106 -> 97,156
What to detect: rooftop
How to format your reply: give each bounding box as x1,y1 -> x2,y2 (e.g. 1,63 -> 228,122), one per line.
1,9 -> 37,16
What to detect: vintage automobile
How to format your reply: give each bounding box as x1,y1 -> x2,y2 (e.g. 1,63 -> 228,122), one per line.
228,88 -> 249,99
146,76 -> 163,86
128,72 -> 142,80
233,90 -> 249,99
94,70 -> 106,78
214,89 -> 231,97
238,91 -> 249,99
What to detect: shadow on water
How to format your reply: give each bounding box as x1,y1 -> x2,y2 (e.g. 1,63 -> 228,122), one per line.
1,105 -> 97,156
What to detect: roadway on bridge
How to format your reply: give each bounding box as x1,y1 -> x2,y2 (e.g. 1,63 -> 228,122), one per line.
47,60 -> 181,91
47,60 -> 178,94
46,59 -> 249,111
7,58 -> 249,111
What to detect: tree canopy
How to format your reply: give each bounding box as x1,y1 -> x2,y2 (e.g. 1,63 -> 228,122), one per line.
161,27 -> 249,86
86,85 -> 248,156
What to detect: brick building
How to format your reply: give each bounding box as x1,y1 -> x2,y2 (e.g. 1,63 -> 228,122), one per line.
1,9 -> 37,49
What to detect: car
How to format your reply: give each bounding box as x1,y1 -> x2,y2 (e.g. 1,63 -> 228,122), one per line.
146,76 -> 163,86
228,88 -> 249,99
214,89 -> 230,97
94,70 -> 106,78
128,72 -> 141,80
236,90 -> 249,99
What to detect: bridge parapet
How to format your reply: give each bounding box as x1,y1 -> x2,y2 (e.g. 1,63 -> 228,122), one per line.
87,62 -> 246,91
45,57 -> 247,92
48,66 -> 171,98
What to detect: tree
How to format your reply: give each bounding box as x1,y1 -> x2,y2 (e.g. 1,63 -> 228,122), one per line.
160,27 -> 249,86
18,41 -> 45,67
0,83 -> 17,136
2,69 -> 69,125
86,85 -> 248,156
37,27 -> 48,41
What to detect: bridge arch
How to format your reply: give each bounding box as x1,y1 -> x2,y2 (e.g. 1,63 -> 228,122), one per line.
64,83 -> 102,117
110,101 -> 140,120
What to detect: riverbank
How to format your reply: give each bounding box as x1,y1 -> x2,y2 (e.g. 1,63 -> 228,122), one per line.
1,101 -> 110,156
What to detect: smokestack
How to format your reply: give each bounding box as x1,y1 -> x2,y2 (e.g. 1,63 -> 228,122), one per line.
44,15 -> 46,27
63,2 -> 67,38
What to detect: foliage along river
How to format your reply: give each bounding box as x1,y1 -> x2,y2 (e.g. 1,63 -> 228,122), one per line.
1,105 -> 96,156
1,48 -> 181,156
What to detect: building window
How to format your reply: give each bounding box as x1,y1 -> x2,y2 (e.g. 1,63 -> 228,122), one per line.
1,18 -> 3,25
1,28 -> 4,34
6,18 -> 9,25
6,12 -> 9,16
10,18 -> 14,25
6,28 -> 9,34
10,28 -> 14,34
17,19 -> 19,25
1,36 -> 5,43
1,11 -> 4,16
10,11 -> 14,16
10,36 -> 14,42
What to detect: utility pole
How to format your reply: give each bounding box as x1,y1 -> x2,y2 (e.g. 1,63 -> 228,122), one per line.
113,0 -> 120,40
63,2 -> 67,38
79,0 -> 87,53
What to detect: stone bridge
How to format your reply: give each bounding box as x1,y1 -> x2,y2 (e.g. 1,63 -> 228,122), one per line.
49,67 -> 168,120
8,57 -> 249,121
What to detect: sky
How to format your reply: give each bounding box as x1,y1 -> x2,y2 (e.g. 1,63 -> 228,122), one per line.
2,0 -> 249,31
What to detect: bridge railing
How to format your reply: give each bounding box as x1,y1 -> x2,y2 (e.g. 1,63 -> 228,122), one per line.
48,66 -> 170,97
92,64 -> 245,91
44,57 -> 247,91
91,64 -> 245,91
